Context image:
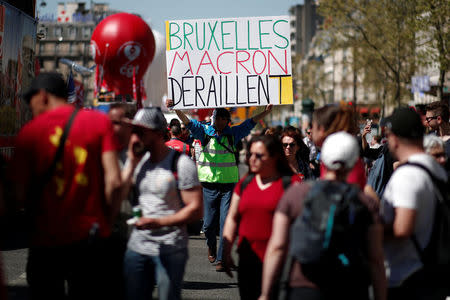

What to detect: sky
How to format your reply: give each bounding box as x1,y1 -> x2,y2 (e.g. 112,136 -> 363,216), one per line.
38,0 -> 304,33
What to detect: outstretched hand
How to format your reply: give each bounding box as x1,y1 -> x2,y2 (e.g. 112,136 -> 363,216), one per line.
265,104 -> 273,113
362,123 -> 371,137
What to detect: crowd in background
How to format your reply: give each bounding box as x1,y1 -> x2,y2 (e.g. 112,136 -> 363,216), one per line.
0,72 -> 449,300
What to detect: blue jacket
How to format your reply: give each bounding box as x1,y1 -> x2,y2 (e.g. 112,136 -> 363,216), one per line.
187,118 -> 256,146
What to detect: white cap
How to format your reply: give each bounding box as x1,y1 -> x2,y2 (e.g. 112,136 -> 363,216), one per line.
321,132 -> 359,170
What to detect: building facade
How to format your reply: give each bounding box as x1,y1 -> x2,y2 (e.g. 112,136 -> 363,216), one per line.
35,2 -> 118,105
289,0 -> 322,58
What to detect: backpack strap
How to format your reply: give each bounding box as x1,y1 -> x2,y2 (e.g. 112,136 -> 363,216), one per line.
397,162 -> 446,203
171,150 -> 181,180
281,175 -> 292,190
43,107 -> 79,185
171,151 -> 183,206
396,161 -> 447,261
239,173 -> 255,195
215,134 -> 236,157
203,134 -> 211,148
240,174 -> 292,195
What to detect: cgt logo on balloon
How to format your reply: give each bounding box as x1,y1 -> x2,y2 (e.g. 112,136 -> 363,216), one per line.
118,41 -> 145,78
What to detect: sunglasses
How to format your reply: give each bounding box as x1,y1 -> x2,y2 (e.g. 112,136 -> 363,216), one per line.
248,152 -> 265,160
426,116 -> 439,122
283,143 -> 297,148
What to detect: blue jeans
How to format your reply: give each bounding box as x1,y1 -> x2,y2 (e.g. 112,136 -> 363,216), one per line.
124,248 -> 188,300
202,183 -> 234,262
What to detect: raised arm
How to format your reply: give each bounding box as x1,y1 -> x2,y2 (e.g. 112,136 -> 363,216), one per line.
252,104 -> 273,124
361,122 -> 371,151
166,98 -> 190,125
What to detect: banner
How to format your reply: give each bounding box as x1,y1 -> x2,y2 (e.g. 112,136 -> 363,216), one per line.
165,16 -> 293,110
0,2 -> 36,142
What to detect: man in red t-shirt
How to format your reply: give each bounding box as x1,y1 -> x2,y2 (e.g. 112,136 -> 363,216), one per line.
12,72 -> 122,300
165,124 -> 191,155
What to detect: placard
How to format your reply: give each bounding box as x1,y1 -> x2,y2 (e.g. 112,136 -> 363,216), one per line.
165,16 -> 293,109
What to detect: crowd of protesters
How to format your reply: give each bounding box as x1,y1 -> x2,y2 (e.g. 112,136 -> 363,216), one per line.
1,72 -> 449,300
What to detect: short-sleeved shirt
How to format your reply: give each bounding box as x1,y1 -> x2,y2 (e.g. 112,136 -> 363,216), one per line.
381,153 -> 447,287
234,174 -> 301,261
13,105 -> 119,246
277,181 -> 379,288
127,150 -> 200,256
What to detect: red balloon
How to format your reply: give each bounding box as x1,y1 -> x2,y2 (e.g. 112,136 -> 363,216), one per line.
91,13 -> 155,98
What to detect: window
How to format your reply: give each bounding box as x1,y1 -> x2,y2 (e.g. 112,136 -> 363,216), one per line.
82,27 -> 91,38
342,88 -> 347,100
68,26 -> 77,39
69,42 -> 75,54
55,27 -> 62,38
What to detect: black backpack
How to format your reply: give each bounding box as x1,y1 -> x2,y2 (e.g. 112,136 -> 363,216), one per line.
289,180 -> 372,289
397,162 -> 450,276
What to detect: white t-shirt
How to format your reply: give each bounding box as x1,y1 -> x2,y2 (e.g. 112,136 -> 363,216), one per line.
127,150 -> 200,256
381,153 -> 448,287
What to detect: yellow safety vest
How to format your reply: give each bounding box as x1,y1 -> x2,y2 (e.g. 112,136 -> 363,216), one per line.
197,135 -> 239,183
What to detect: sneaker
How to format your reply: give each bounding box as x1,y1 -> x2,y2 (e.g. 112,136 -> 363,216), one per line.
215,261 -> 225,272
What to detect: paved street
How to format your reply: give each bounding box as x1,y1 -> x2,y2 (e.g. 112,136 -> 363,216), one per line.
2,162 -> 247,300
2,234 -> 240,300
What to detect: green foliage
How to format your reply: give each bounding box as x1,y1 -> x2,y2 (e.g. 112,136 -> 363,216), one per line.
316,0 -> 441,106
414,0 -> 450,100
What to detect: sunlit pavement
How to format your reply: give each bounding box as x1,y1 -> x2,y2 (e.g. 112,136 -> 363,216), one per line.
2,235 -> 240,300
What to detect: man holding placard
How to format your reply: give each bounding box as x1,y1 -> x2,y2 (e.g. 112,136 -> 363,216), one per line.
167,99 -> 272,271
165,15 -> 291,271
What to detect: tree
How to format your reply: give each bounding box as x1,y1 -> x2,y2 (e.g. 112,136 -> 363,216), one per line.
414,0 -> 450,101
318,0 -> 417,107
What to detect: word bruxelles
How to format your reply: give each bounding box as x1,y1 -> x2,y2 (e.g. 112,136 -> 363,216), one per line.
165,16 -> 293,109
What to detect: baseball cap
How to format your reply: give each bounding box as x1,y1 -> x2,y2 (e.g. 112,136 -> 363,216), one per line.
22,72 -> 68,103
321,131 -> 359,170
213,108 -> 230,120
131,107 -> 167,131
385,107 -> 424,139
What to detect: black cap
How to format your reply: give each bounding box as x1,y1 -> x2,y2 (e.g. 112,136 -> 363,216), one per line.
22,72 -> 68,103
385,107 -> 424,139
214,108 -> 231,120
